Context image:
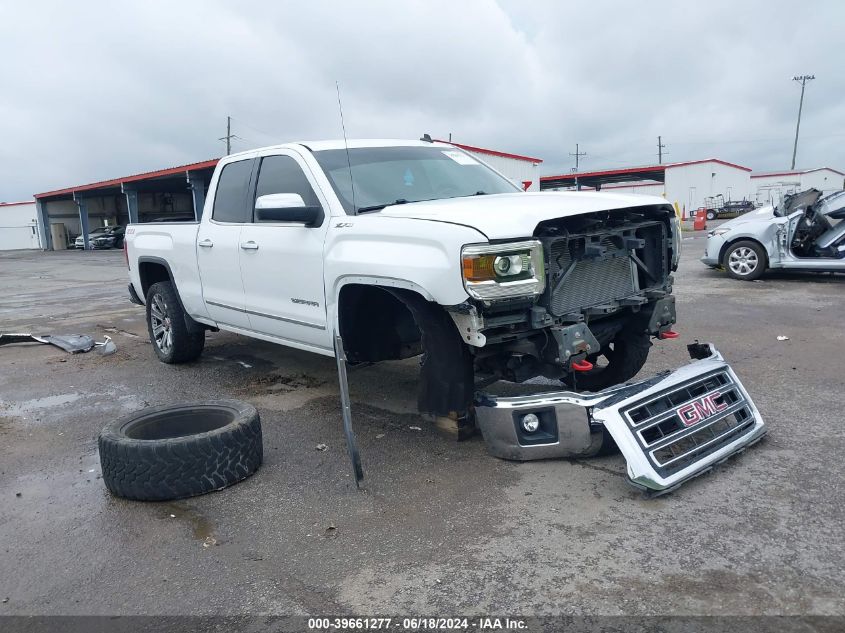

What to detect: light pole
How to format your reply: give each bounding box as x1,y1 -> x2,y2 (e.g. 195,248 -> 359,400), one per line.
790,74 -> 815,170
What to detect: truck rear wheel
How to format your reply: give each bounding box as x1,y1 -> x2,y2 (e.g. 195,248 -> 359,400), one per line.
146,280 -> 205,364
568,332 -> 651,393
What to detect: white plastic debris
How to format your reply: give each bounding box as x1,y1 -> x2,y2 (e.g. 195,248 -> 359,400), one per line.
776,335 -> 790,341
409,426 -> 422,431
316,443 -> 328,451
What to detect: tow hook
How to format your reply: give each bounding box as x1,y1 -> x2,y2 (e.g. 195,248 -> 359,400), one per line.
571,358 -> 594,372
659,329 -> 680,340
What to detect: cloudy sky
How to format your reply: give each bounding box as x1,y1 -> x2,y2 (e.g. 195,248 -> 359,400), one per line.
1,0 -> 842,201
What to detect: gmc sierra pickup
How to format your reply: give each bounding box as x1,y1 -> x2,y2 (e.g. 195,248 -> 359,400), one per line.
126,138 -> 765,494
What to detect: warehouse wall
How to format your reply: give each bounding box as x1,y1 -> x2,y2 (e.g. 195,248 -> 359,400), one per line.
0,202 -> 40,250
665,162 -> 752,213
753,170 -> 844,205
466,151 -> 541,191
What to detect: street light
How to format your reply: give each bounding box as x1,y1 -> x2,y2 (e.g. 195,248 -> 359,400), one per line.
791,74 -> 815,170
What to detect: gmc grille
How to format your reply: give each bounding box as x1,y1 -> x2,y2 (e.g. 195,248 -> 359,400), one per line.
622,371 -> 757,477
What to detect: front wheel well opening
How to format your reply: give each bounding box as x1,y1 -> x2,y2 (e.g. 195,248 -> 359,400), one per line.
337,285 -> 423,363
138,261 -> 172,297
337,284 -> 474,417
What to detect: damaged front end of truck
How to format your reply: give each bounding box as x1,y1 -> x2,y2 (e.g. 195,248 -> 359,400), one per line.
474,342 -> 767,495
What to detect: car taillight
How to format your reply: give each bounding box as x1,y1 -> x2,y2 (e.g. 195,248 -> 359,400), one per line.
123,241 -> 129,268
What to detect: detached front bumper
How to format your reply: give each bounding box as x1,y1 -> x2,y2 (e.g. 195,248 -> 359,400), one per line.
475,343 -> 766,495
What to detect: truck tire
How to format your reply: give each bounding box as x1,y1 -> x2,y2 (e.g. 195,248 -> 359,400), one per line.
706,209 -> 717,221
723,240 -> 766,281
98,400 -> 263,501
569,332 -> 651,393
146,280 -> 205,363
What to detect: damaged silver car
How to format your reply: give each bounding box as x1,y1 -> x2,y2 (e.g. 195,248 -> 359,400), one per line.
701,188 -> 845,280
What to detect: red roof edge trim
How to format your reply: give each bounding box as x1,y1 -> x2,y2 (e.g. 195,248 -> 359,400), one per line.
751,167 -> 845,178
34,158 -> 221,199
433,139 -> 543,164
540,164 -> 666,182
0,200 -> 36,207
667,158 -> 752,172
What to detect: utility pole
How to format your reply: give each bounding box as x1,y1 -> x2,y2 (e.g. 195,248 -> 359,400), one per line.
219,116 -> 235,155
570,143 -> 587,172
791,74 -> 815,169
657,136 -> 666,164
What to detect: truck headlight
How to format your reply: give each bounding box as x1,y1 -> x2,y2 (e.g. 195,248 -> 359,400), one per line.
461,240 -> 545,301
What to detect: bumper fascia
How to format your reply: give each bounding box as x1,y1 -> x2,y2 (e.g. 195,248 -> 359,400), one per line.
700,234 -> 726,266
475,343 -> 766,494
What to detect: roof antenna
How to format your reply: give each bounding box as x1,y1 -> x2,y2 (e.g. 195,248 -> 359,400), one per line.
335,81 -> 357,214
420,133 -> 433,143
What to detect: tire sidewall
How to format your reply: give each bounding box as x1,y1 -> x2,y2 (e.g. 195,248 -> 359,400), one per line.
723,240 -> 766,281
145,280 -> 204,363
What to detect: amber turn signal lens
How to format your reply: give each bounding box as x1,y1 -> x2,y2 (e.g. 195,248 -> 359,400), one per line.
462,255 -> 496,282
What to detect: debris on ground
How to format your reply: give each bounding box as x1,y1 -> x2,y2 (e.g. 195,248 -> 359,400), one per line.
1,332 -> 117,355
96,325 -> 139,338
777,335 -> 790,341
316,443 -> 328,451
15,493 -> 21,498
202,536 -> 217,548
375,433 -> 385,439
96,335 -> 117,356
324,524 -> 338,537
409,425 -> 422,431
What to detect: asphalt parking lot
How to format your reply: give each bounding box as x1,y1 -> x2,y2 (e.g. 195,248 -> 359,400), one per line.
1,230 -> 844,617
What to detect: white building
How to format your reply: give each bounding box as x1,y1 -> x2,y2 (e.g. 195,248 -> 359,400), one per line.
435,139 -> 543,191
0,201 -> 41,250
540,159 -> 753,217
751,168 -> 845,206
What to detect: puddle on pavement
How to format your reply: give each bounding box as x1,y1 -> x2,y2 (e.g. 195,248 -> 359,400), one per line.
1,392 -> 82,417
161,502 -> 216,543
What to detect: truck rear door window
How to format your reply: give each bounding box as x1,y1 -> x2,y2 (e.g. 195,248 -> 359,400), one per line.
212,159 -> 253,223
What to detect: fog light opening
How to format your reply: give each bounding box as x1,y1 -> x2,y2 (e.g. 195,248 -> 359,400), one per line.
521,413 -> 540,433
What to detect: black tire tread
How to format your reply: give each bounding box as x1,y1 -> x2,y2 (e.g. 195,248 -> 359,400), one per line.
146,280 -> 205,364
98,400 -> 262,501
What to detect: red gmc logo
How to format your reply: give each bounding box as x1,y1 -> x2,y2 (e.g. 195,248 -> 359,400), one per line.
676,392 -> 728,427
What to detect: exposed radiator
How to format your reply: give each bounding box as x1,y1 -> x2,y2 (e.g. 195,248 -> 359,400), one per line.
548,237 -> 638,316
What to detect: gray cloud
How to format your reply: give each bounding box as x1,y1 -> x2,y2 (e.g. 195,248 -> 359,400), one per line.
1,0 -> 842,201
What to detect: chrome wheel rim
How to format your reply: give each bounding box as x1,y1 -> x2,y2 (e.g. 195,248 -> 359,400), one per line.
150,294 -> 173,354
728,247 -> 758,276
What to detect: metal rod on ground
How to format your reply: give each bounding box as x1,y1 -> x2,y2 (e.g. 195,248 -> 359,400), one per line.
334,334 -> 364,487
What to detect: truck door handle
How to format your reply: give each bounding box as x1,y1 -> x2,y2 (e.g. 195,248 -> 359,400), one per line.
198,239 -> 214,248
240,241 -> 259,250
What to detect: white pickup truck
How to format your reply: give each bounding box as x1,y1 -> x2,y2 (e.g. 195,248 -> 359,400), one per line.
126,138 -> 765,494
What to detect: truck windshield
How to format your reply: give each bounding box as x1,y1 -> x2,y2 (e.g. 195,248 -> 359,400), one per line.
312,145 -> 521,214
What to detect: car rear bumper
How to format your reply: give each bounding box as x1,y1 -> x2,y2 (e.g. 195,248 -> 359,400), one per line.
475,343 -> 766,495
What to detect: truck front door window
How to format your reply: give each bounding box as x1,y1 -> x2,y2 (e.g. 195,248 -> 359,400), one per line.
254,155 -> 322,222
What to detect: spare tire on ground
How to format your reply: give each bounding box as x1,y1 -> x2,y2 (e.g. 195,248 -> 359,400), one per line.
98,400 -> 263,501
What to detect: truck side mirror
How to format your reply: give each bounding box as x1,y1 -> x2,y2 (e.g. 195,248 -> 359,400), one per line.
254,193 -> 323,227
